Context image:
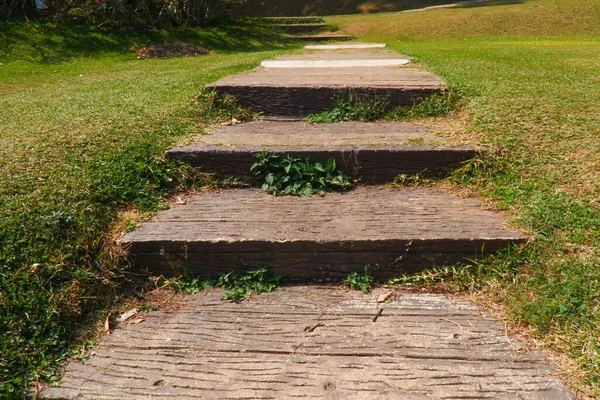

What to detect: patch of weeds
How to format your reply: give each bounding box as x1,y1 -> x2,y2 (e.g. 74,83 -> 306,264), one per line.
170,266 -> 281,303
388,173 -> 438,188
386,91 -> 462,121
345,265 -> 374,293
171,275 -> 214,295
195,89 -> 256,124
250,151 -> 354,196
308,91 -> 389,123
217,266 -> 281,303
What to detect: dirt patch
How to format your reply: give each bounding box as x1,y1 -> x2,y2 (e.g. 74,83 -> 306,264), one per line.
136,42 -> 211,59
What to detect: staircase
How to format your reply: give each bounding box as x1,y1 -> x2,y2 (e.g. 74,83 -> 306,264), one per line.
41,43 -> 573,399
264,16 -> 353,42
125,44 -> 526,280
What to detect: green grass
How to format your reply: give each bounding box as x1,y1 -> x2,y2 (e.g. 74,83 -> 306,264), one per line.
333,0 -> 600,394
0,20 -> 295,398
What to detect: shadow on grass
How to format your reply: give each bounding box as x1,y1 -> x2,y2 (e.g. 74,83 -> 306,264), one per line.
0,18 -> 293,64
233,0 -> 526,16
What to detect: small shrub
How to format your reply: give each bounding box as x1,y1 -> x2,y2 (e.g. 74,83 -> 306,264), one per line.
345,265 -> 374,293
250,152 -> 354,196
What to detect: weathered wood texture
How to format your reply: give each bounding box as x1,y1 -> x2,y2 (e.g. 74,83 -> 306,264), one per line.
206,66 -> 443,117
42,287 -> 571,400
123,187 -> 527,279
166,121 -> 476,183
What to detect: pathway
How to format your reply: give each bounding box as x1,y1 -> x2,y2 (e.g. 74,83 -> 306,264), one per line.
41,43 -> 572,399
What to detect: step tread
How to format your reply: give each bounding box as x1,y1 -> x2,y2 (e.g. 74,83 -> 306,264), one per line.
207,66 -> 443,89
281,48 -> 410,60
170,121 -> 453,148
290,32 -> 354,41
41,287 -> 571,400
124,187 -> 525,244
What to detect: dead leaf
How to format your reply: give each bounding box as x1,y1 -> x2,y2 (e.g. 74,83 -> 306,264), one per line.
377,292 -> 393,303
117,308 -> 138,323
127,317 -> 145,325
220,117 -> 241,127
104,313 -> 111,335
175,196 -> 186,205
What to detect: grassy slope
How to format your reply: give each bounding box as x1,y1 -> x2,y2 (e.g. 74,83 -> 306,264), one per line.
0,21 -> 295,397
333,0 -> 600,394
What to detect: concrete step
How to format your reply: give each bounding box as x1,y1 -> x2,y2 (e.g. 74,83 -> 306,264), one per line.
42,287 -> 571,400
305,42 -> 386,50
264,16 -> 325,24
206,51 -> 444,118
166,121 -> 476,183
123,186 -> 528,281
275,23 -> 329,34
290,32 -> 353,41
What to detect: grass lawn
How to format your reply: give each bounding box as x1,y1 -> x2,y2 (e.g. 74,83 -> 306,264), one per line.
332,0 -> 600,395
0,20 -> 296,397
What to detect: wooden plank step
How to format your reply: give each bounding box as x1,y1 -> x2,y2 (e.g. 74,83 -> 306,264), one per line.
290,32 -> 353,41
275,23 -> 329,34
42,287 -> 571,400
206,57 -> 444,117
264,16 -> 325,24
122,187 -> 527,280
166,121 -> 476,183
305,42 -> 386,50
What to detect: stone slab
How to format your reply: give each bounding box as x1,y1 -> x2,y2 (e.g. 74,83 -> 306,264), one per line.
122,187 -> 527,280
166,121 -> 476,183
306,43 -> 387,50
261,59 -> 410,68
42,287 -> 571,400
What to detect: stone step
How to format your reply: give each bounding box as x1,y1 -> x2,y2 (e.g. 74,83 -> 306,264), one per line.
166,121 -> 476,183
264,16 -> 325,24
123,187 -> 527,281
206,52 -> 444,117
305,42 -> 386,50
275,23 -> 329,34
41,287 -> 571,400
290,32 -> 353,41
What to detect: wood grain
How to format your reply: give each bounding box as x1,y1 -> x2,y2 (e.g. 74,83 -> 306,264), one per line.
42,287 -> 571,400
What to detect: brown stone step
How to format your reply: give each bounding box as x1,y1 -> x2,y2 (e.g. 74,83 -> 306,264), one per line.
206,52 -> 445,117
123,187 -> 528,281
166,121 -> 476,183
291,32 -> 353,41
41,287 -> 571,400
275,23 -> 329,34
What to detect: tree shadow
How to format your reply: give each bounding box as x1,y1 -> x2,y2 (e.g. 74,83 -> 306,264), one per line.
233,0 -> 527,16
0,18 -> 294,64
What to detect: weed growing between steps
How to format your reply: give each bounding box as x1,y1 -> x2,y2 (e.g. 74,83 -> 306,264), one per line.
307,91 -> 389,123
171,266 -> 281,302
251,151 -> 354,196
345,265 -> 374,294
307,90 -> 461,123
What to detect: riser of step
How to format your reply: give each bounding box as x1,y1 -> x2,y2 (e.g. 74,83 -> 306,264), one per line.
275,23 -> 329,33
166,146 -> 475,183
123,187 -> 527,281
208,86 -> 442,117
291,33 -> 353,41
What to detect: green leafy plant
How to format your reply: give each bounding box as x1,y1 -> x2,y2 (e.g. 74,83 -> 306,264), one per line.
308,91 -> 389,123
345,265 -> 374,293
250,152 -> 354,196
171,275 -> 214,295
217,266 -> 281,303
